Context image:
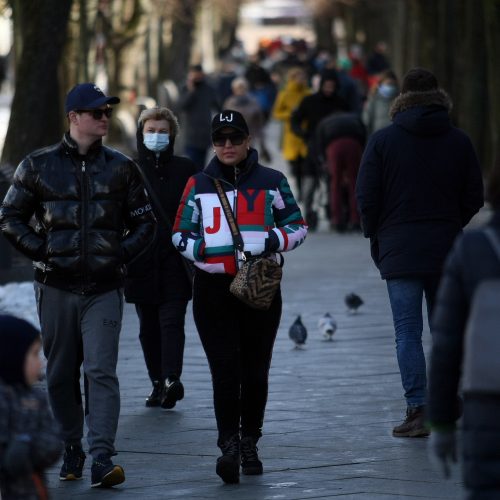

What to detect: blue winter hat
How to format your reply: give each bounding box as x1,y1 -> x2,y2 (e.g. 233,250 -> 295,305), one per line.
0,315 -> 41,386
65,83 -> 120,114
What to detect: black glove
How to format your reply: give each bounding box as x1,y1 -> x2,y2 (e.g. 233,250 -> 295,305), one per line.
265,231 -> 280,253
428,430 -> 457,478
3,435 -> 33,476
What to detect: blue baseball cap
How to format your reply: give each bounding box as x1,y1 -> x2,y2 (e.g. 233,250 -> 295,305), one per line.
65,83 -> 120,114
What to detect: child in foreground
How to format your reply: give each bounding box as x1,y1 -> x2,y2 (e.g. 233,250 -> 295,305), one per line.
0,314 -> 62,499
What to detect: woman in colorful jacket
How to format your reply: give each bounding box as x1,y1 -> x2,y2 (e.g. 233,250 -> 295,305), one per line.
172,110 -> 307,484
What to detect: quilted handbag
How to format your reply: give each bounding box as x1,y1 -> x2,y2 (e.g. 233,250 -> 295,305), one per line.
229,252 -> 283,310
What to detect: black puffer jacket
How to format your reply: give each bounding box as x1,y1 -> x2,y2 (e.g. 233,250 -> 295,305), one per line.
0,133 -> 154,294
428,213 -> 500,490
124,129 -> 197,303
428,212 -> 500,426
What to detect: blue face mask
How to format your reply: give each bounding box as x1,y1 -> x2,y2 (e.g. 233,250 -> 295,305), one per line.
378,83 -> 398,99
143,132 -> 170,153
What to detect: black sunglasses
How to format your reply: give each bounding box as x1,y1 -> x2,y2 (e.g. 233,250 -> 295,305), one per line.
76,108 -> 113,120
212,133 -> 246,147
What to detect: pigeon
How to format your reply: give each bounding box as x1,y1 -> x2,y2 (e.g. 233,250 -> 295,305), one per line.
318,313 -> 337,341
288,315 -> 307,348
345,293 -> 364,314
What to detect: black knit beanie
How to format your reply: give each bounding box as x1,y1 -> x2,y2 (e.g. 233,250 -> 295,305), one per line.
401,67 -> 438,94
0,315 -> 41,386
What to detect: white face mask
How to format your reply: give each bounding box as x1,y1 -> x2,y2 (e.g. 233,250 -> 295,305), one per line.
143,132 -> 170,152
378,83 -> 398,99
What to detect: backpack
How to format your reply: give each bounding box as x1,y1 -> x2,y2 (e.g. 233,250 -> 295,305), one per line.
462,227 -> 500,394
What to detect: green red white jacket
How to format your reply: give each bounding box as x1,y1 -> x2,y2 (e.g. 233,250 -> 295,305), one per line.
172,149 -> 307,275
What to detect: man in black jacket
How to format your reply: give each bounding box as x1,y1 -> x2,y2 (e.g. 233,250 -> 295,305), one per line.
178,65 -> 221,170
0,83 -> 155,488
315,112 -> 366,231
291,69 -> 349,229
355,68 -> 483,438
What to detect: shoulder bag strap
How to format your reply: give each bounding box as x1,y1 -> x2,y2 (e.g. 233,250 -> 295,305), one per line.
134,161 -> 172,230
213,179 -> 245,253
134,161 -> 194,280
483,227 -> 500,263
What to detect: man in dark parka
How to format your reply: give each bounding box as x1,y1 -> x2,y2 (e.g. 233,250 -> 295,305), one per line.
355,68 -> 484,437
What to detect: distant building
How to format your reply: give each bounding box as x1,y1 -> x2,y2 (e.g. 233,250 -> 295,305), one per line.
240,0 -> 312,26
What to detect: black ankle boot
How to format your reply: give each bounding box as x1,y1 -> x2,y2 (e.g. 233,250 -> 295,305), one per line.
161,376 -> 184,409
145,380 -> 163,407
240,436 -> 263,475
216,434 -> 240,484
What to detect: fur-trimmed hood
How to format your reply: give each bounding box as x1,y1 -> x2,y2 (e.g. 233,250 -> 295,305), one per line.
389,89 -> 453,136
389,89 -> 452,118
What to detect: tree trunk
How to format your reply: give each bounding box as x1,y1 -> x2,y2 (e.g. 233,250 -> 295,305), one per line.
483,0 -> 500,170
312,13 -> 335,53
161,0 -> 200,88
1,0 -> 73,174
454,1 -> 487,166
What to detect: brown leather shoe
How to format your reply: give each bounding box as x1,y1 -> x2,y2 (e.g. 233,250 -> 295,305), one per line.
393,406 -> 429,437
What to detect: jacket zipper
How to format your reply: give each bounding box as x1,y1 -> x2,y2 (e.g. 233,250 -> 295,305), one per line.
233,166 -> 239,269
81,160 -> 89,293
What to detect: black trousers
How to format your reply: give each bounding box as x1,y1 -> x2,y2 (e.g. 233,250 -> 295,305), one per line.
193,269 -> 282,442
135,299 -> 189,382
288,156 -> 305,200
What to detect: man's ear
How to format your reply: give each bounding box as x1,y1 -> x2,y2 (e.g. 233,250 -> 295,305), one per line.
68,111 -> 79,125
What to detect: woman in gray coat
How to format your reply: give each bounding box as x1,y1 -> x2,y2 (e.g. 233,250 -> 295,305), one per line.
362,69 -> 399,136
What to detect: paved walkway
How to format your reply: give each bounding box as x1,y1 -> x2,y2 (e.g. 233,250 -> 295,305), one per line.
44,227 -> 466,499
44,116 -> 474,498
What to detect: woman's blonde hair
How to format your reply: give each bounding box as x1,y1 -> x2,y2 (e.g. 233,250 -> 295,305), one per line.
286,66 -> 306,82
138,107 -> 180,137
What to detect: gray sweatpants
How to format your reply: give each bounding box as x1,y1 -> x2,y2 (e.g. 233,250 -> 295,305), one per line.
34,283 -> 123,459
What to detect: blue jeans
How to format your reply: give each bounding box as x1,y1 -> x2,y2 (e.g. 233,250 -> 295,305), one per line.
386,276 -> 440,408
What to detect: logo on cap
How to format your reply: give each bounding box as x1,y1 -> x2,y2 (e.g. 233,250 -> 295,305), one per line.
219,113 -> 233,122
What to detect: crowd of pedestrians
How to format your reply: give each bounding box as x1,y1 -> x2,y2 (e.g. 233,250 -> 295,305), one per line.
0,36 -> 498,500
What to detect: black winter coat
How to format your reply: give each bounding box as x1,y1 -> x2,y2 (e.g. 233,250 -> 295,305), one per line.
290,91 -> 349,176
428,211 -> 500,426
290,91 -> 349,143
315,112 -> 366,161
0,133 -> 154,294
355,89 -> 484,279
428,213 -> 500,491
124,132 -> 197,304
178,81 -> 221,149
